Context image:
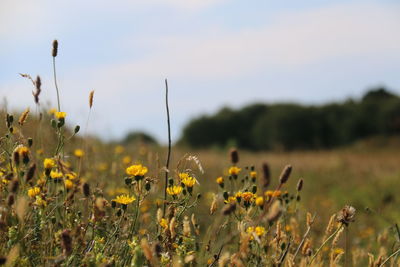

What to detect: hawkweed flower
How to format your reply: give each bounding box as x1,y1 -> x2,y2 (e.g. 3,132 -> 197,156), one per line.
242,191 -> 255,208
48,108 -> 57,115
123,156 -> 132,165
113,194 -> 136,205
126,164 -> 148,180
50,170 -> 63,181
216,176 -> 224,188
265,190 -> 282,198
15,146 -> 30,165
159,218 -> 168,229
235,191 -> 242,203
250,171 -> 257,182
179,172 -> 196,193
55,112 -> 66,127
255,196 -> 264,207
27,187 -> 40,198
64,179 -> 73,190
228,166 -> 241,176
66,172 -> 77,180
247,226 -> 266,240
114,145 -> 124,154
34,196 -> 47,207
74,149 -> 84,158
43,158 -> 55,169
166,185 -> 183,197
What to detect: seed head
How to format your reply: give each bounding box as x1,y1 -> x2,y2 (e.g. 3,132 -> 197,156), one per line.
262,162 -> 270,189
279,165 -> 292,184
52,40 -> 58,57
89,90 -> 94,108
297,178 -> 303,192
230,148 -> 239,164
61,229 -> 72,256
82,182 -> 90,197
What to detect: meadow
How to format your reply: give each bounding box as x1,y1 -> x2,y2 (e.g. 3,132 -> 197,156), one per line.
0,41 -> 399,266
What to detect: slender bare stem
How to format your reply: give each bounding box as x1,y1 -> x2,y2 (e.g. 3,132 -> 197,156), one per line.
379,247 -> 400,267
52,57 -> 61,112
163,78 -> 172,215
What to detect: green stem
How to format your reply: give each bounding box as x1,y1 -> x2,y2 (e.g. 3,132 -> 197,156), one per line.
309,224 -> 344,265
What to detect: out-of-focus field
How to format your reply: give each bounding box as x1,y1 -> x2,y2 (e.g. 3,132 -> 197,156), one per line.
178,147 -> 400,232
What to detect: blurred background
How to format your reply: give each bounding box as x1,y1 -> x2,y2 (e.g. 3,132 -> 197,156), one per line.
1,0 -> 400,146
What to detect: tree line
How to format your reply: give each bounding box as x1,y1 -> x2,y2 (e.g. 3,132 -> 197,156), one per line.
178,88 -> 400,150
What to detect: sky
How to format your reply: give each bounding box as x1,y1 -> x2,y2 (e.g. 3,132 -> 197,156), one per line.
1,0 -> 400,143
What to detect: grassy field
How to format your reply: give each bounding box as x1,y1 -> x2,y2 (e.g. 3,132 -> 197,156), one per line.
0,42 -> 399,266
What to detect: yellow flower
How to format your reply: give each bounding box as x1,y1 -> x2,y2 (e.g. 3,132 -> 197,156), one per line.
265,190 -> 282,198
242,192 -> 255,202
55,111 -> 66,119
43,158 -> 56,169
34,196 -> 47,207
159,218 -> 168,229
179,173 -> 196,188
112,194 -> 136,205
114,145 -> 124,154
18,146 -> 29,156
28,187 -> 40,198
48,108 -> 57,115
247,226 -> 266,238
74,149 -> 84,158
50,170 -> 63,179
66,172 -> 77,180
216,177 -> 224,184
64,179 -> 73,189
255,196 -> 264,207
122,156 -> 132,165
228,166 -> 241,175
166,185 -> 183,196
126,164 -> 148,177
250,171 -> 257,179
333,248 -> 344,255
224,196 -> 236,204
254,226 -> 266,237
235,191 -> 242,199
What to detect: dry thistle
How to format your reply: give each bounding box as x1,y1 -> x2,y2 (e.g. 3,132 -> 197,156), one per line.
230,148 -> 239,164
337,205 -> 356,226
262,162 -> 271,189
18,108 -> 29,126
52,40 -> 58,57
89,90 -> 94,108
279,165 -> 292,184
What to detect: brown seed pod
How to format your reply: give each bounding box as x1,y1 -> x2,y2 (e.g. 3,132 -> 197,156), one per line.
262,162 -> 270,189
230,148 -> 239,164
222,203 -> 236,215
279,165 -> 292,184
89,90 -> 94,108
26,163 -> 36,182
52,40 -> 58,57
82,182 -> 90,197
297,178 -> 303,192
7,194 -> 15,207
61,229 -> 72,256
18,108 -> 30,126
